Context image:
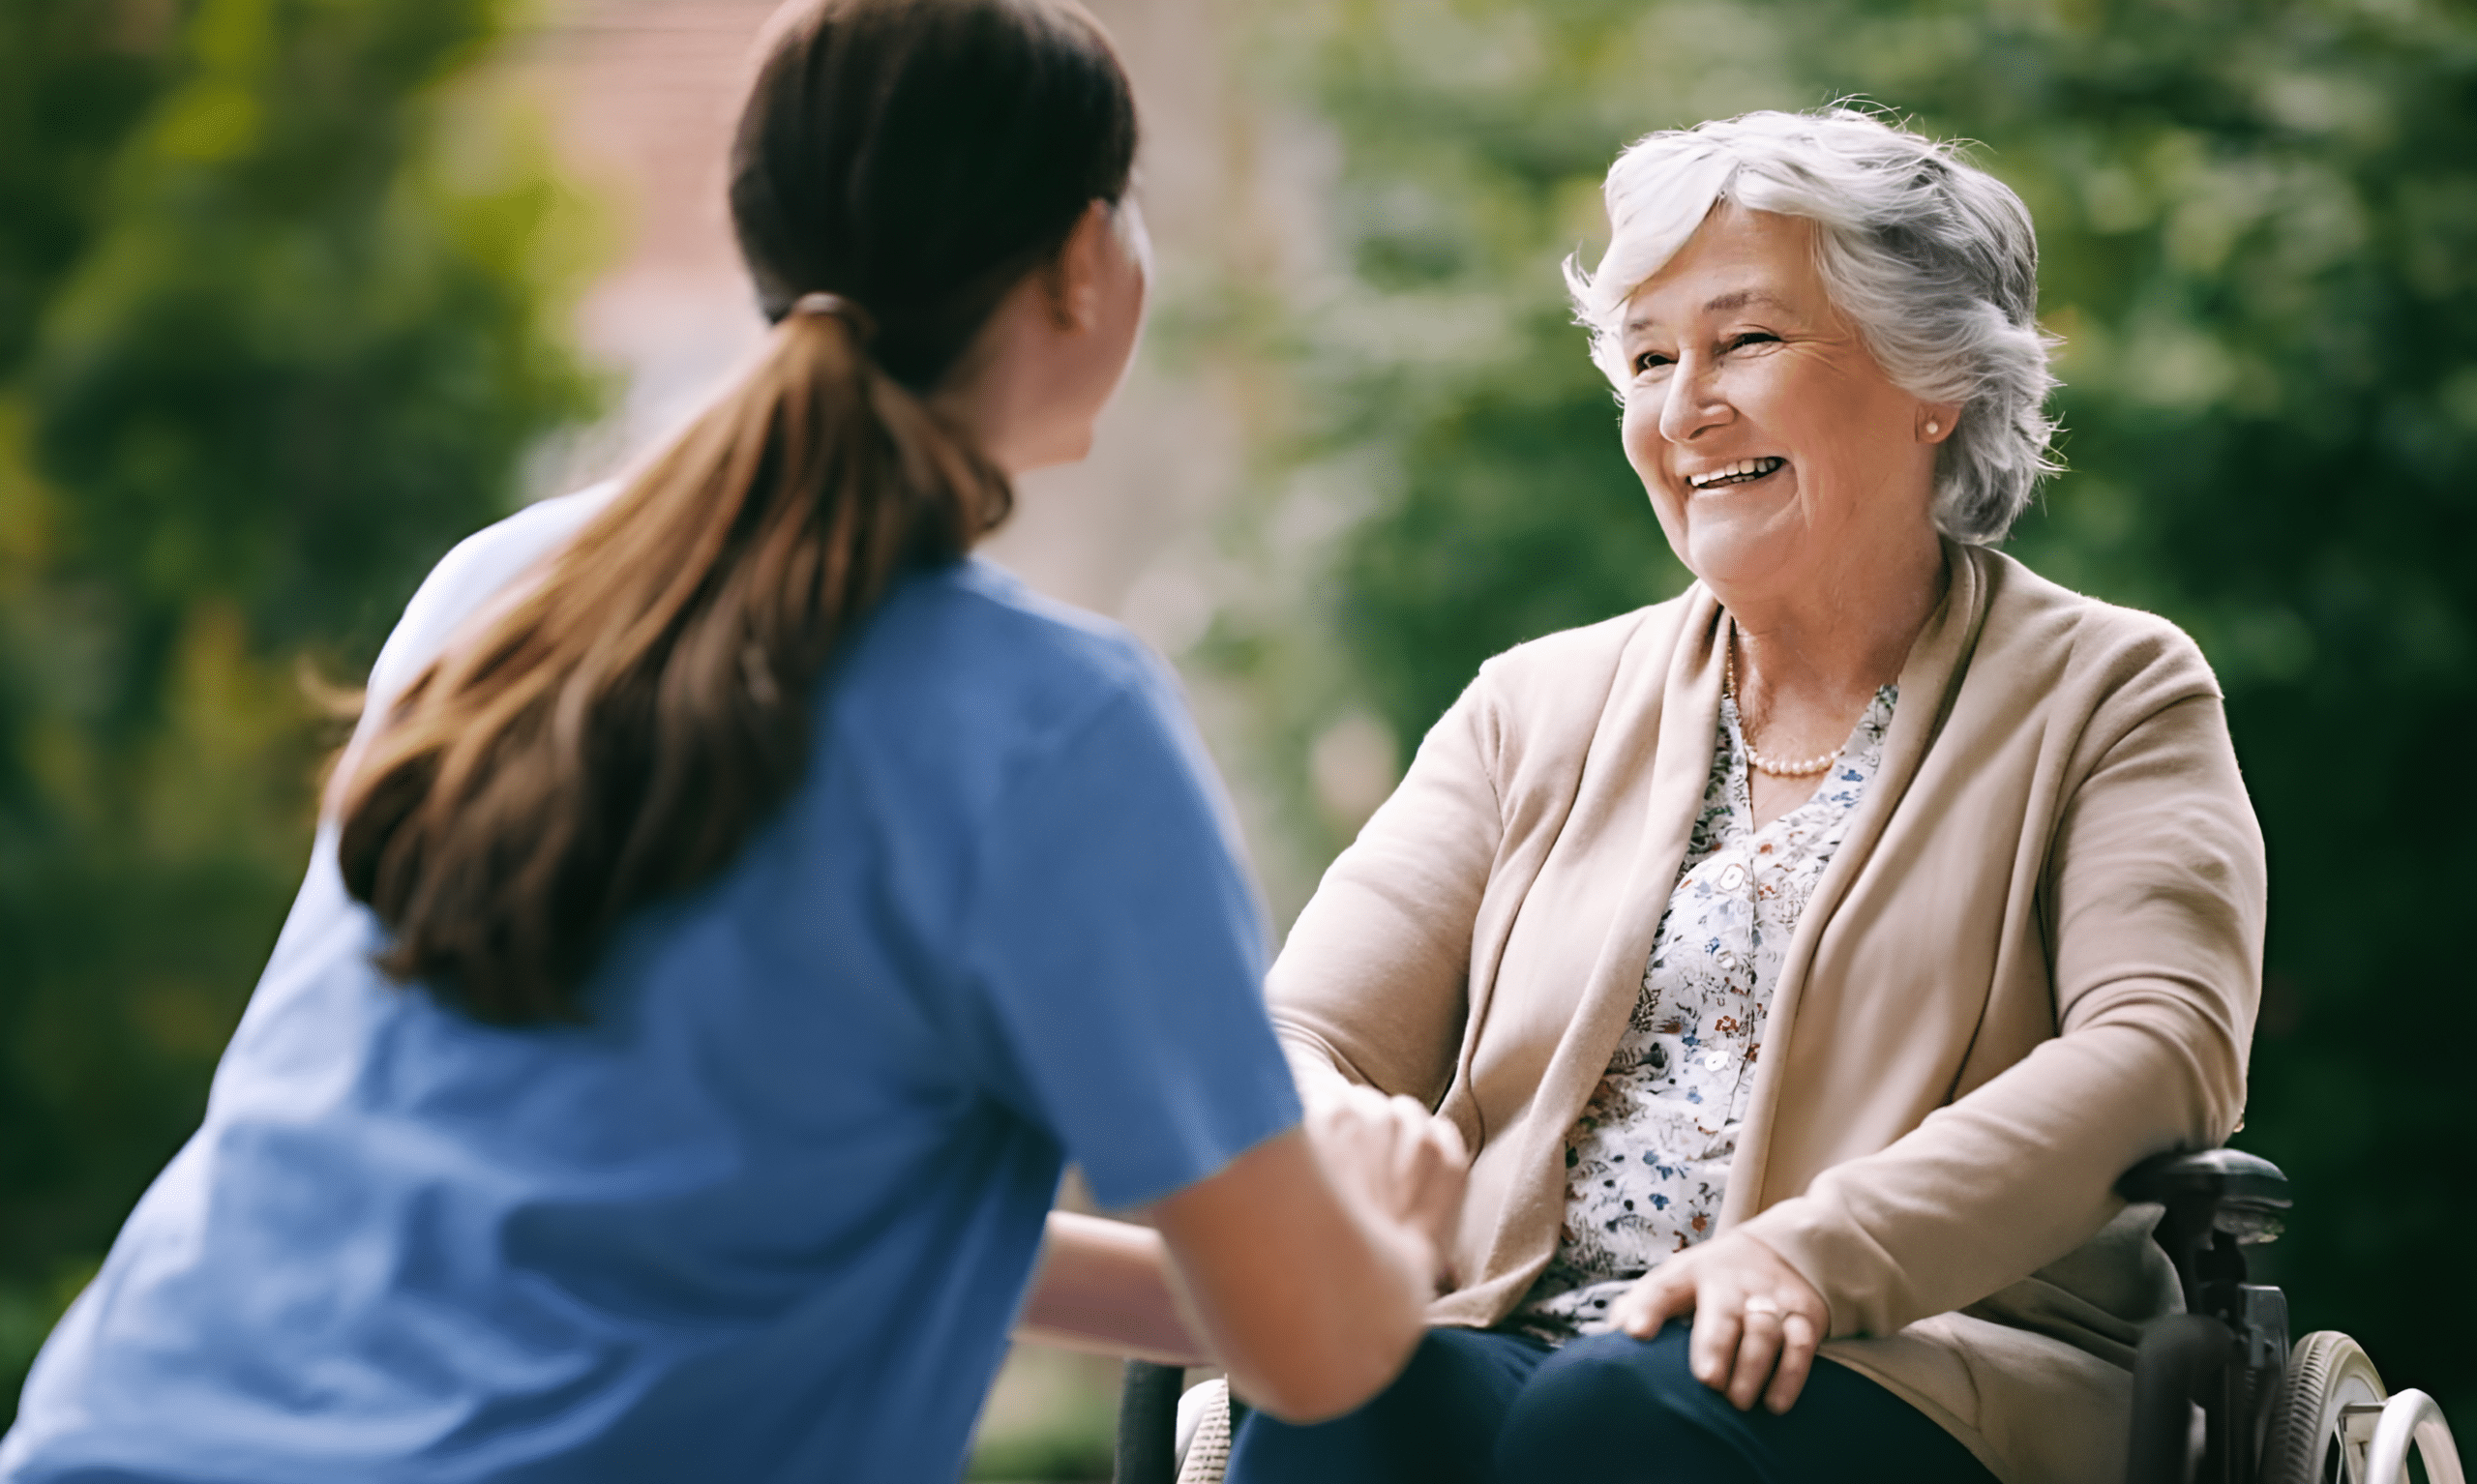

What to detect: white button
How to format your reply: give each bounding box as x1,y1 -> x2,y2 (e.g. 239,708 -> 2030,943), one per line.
1704,1051 -> 1728,1070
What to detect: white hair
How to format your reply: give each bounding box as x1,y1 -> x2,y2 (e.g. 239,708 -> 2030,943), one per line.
1567,107 -> 2060,544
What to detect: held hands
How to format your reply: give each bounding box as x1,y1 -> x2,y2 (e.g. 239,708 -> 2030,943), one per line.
1302,1084 -> 1470,1291
1607,1231 -> 1830,1414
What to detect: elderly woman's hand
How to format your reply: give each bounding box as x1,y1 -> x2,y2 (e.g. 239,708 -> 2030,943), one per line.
1608,1231 -> 1830,1414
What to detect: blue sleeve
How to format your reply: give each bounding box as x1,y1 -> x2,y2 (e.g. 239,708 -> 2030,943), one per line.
958,660 -> 1303,1211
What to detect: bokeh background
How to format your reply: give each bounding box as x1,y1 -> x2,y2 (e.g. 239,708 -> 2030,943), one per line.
3,0 -> 2472,1475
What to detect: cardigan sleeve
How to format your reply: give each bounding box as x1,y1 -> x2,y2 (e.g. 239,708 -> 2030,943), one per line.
1267,673 -> 1509,1111
1736,682 -> 2267,1339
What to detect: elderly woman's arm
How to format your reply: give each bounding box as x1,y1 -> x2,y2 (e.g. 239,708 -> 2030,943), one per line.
1729,678 -> 2265,1341
1269,676 -> 1508,1111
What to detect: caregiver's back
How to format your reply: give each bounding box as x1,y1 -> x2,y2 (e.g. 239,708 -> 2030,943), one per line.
0,2 -> 1453,1479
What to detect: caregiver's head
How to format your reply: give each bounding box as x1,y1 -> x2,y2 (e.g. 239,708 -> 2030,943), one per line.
337,0 -> 1142,1024
732,0 -> 1147,463
1567,108 -> 2056,605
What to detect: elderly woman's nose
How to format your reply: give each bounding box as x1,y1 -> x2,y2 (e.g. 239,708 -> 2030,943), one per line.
1656,357 -> 1731,444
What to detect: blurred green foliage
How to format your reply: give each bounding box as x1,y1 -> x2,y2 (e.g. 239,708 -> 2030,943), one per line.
963,1347 -> 1120,1482
1222,0 -> 2477,1422
0,0 -> 598,1419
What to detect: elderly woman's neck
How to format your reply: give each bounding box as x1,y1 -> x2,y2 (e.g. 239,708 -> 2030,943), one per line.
1719,531 -> 1950,716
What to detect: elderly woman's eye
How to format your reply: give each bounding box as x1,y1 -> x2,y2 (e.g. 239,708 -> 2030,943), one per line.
1631,351 -> 1674,373
1727,331 -> 1780,351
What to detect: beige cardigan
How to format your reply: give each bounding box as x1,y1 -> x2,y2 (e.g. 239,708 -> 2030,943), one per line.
1268,543 -> 2265,1484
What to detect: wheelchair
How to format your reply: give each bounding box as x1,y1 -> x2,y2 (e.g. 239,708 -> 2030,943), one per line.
1111,1149 -> 2463,1484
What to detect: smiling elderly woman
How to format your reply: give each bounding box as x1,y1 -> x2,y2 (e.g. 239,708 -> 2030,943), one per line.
1226,109 -> 2266,1484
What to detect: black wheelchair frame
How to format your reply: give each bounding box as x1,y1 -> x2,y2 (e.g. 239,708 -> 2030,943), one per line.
2121,1149 -> 2462,1484
2123,1147 -> 2296,1484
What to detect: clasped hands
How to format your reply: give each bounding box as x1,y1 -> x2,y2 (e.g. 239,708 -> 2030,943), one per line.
1308,1084 -> 1831,1414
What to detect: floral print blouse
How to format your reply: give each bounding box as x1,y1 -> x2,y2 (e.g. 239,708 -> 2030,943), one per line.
1509,681 -> 1899,1343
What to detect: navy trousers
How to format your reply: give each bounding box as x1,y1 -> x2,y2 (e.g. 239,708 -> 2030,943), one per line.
1225,1324 -> 1999,1484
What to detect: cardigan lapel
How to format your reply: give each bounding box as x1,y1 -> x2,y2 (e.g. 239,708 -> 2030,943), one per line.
1485,586 -> 1731,1266
1719,542 -> 1996,1225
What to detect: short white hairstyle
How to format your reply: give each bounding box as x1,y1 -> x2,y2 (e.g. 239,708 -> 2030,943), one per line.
1567,107 -> 2059,544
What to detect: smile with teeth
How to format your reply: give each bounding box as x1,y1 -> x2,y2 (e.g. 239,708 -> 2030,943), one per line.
1686,457 -> 1786,490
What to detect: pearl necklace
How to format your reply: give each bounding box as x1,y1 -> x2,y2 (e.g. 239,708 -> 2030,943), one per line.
1722,636 -> 1842,778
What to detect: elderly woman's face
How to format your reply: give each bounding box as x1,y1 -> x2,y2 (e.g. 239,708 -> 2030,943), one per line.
1617,205 -> 1942,597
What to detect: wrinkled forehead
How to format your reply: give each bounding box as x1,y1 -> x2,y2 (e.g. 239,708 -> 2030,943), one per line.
1622,287 -> 1792,337
1615,207 -> 1827,339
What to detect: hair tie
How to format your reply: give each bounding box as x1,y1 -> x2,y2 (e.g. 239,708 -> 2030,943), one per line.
790,291 -> 877,344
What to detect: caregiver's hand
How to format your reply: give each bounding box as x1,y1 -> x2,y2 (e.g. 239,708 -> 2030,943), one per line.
1608,1231 -> 1830,1414
1147,1088 -> 1466,1423
1303,1084 -> 1468,1289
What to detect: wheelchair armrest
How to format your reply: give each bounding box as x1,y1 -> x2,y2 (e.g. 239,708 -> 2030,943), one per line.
2121,1151 -> 2301,1483
2118,1147 -> 2290,1213
2122,1147 -> 2293,1353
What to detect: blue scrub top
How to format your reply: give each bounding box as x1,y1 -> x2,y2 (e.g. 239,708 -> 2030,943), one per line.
1,490 -> 1302,1483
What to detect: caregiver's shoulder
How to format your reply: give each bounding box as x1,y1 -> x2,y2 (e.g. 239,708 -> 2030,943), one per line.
383,491 -> 1180,759
368,484 -> 622,702
844,553 -> 1186,751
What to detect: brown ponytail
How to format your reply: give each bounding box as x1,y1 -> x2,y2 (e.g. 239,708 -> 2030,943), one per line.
336,0 -> 1138,1023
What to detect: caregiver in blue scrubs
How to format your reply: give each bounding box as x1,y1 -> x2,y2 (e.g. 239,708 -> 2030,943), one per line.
0,2 -> 1462,1479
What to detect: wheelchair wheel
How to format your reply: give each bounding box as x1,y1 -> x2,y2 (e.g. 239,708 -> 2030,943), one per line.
2261,1331 -> 2386,1484
1173,1378 -> 1234,1484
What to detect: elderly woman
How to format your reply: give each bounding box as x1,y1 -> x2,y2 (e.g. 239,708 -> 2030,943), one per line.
1227,108 -> 2263,1484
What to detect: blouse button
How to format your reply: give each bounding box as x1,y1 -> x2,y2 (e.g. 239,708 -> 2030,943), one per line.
1704,1051 -> 1728,1071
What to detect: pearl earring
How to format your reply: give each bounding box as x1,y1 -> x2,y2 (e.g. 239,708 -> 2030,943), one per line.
1924,420 -> 1940,436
